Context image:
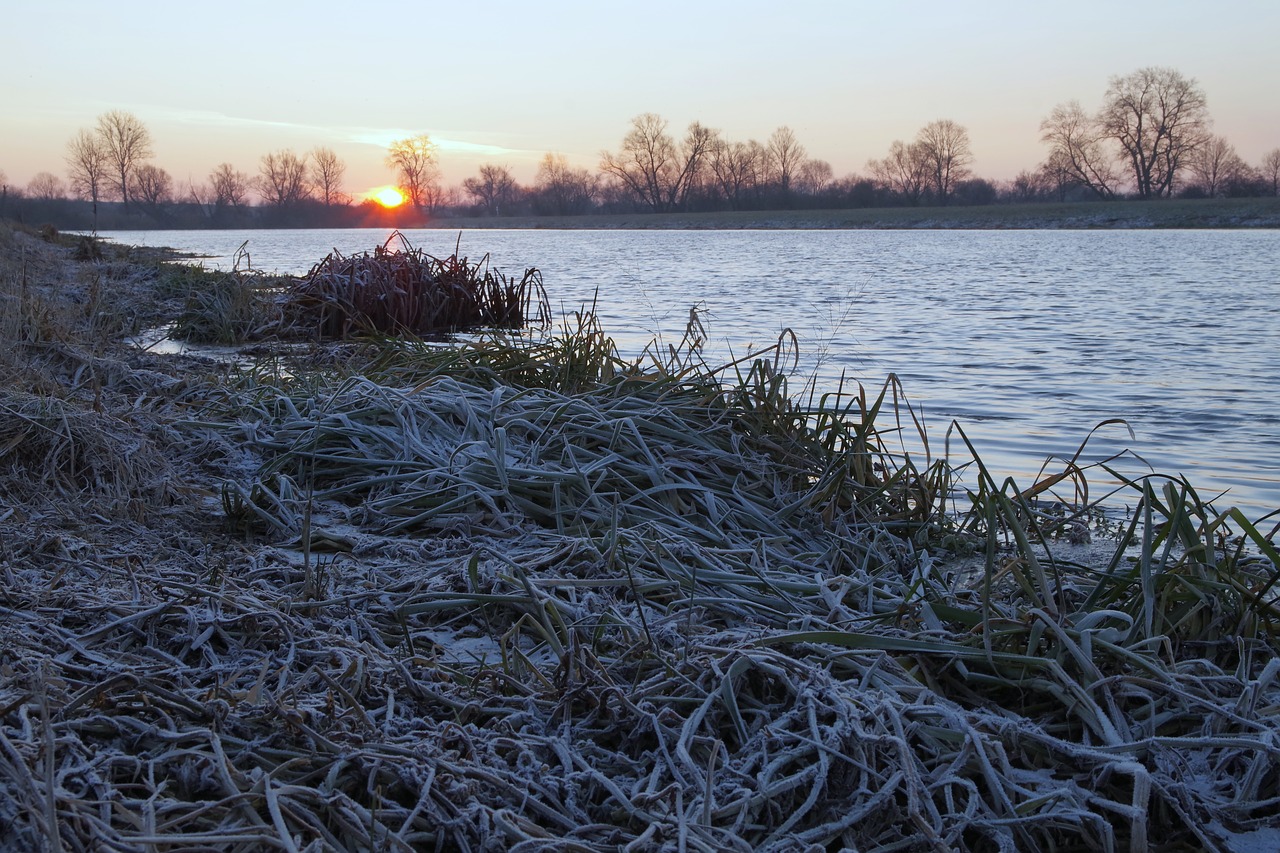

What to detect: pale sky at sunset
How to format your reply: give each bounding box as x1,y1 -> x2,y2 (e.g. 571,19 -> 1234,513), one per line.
3,0 -> 1278,200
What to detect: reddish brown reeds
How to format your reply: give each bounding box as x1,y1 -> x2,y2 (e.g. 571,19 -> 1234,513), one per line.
285,231 -> 550,339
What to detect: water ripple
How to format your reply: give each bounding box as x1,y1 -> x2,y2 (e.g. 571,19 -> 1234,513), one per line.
101,227 -> 1280,518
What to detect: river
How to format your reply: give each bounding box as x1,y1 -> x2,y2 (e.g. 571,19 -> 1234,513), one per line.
99,227 -> 1280,519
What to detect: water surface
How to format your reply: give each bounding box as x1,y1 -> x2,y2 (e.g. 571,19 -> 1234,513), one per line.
101,227 -> 1280,518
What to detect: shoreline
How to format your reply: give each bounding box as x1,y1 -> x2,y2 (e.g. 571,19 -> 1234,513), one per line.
64,196 -> 1280,233
2,222 -> 1278,850
424,197 -> 1280,231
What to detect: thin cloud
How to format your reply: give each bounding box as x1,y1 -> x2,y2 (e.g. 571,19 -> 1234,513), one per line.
156,109 -> 532,159
151,107 -> 316,135
348,129 -> 527,158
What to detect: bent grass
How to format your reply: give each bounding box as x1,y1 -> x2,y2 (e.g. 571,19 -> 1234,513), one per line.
209,311 -> 1279,850
2,225 -> 1277,851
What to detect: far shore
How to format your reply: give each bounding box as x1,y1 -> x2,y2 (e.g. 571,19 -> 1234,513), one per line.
30,196 -> 1280,234
423,197 -> 1280,231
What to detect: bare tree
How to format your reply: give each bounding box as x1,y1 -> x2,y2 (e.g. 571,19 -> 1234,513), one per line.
210,163 -> 251,209
767,126 -> 807,198
132,163 -> 172,214
532,153 -> 597,215
600,114 -> 713,213
95,110 -> 153,210
463,164 -> 519,216
258,150 -> 310,208
66,129 -> 107,228
1259,149 -> 1280,197
28,172 -> 65,200
309,146 -> 347,206
681,123 -> 717,206
186,181 -> 214,221
600,113 -> 672,211
0,169 -> 13,219
868,140 -> 929,204
1100,67 -> 1210,198
914,119 -> 972,204
1039,101 -> 1119,199
1007,169 -> 1047,202
795,158 -> 833,197
1187,136 -> 1248,197
743,140 -> 772,201
708,137 -> 761,210
386,135 -> 439,210
431,184 -> 461,212
1037,149 -> 1085,201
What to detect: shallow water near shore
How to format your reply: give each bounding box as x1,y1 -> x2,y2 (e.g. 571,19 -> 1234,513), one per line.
101,227 -> 1280,517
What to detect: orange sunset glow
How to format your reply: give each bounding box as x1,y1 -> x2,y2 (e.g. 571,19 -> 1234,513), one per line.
370,186 -> 405,208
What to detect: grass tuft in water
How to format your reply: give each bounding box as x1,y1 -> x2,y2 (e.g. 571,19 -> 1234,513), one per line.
283,231 -> 551,339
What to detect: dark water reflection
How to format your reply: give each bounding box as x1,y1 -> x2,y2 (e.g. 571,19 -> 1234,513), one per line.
102,227 -> 1280,518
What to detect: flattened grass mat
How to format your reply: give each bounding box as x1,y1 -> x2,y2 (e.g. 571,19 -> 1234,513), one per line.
2,225 -> 1278,851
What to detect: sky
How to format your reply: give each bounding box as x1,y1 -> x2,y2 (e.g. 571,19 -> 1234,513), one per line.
3,0 -> 1279,201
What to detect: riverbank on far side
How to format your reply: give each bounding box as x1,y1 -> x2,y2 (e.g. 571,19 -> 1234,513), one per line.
425,196 -> 1280,230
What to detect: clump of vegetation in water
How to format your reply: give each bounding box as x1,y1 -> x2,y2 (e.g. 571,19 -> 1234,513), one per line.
169,243 -> 282,344
283,230 -> 550,339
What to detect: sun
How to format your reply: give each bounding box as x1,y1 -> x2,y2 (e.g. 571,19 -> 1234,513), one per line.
371,186 -> 406,208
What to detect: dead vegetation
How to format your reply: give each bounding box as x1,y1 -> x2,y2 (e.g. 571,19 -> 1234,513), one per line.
283,231 -> 550,339
1,224 -> 1278,851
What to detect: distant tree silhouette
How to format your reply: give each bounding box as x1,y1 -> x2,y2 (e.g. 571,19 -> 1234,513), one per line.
27,172 -> 65,201
1186,136 -> 1248,198
767,126 -> 806,201
1007,169 -> 1049,202
386,135 -> 439,211
600,114 -> 713,212
309,147 -> 347,206
463,164 -> 519,216
708,137 -> 762,210
211,163 -> 252,210
1258,149 -> 1280,196
95,110 -> 152,211
1039,101 -> 1119,199
795,158 -> 833,198
532,154 -> 597,215
66,129 -> 107,229
1101,67 -> 1210,198
133,163 -> 172,216
869,140 -> 929,205
258,150 -> 311,209
915,120 -> 973,204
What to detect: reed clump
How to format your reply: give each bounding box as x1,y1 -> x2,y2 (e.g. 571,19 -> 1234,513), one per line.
168,243 -> 284,345
284,231 -> 550,339
2,222 -> 1278,851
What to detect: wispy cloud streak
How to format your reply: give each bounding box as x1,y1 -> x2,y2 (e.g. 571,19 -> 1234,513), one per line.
154,108 -> 528,157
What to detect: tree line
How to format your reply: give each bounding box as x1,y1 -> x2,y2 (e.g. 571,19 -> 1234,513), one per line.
4,67 -> 1279,230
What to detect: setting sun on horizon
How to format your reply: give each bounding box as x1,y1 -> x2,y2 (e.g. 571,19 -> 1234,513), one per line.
2,3 -> 1277,203
369,186 -> 406,208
